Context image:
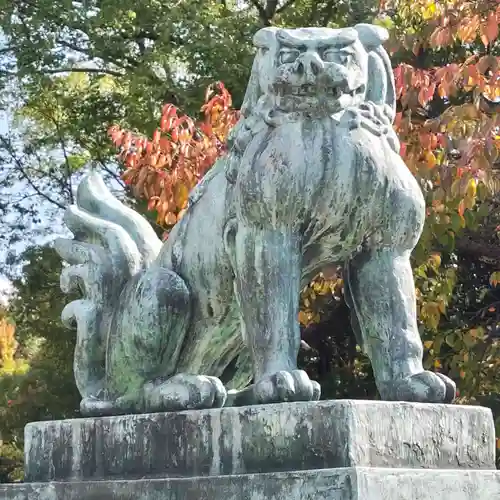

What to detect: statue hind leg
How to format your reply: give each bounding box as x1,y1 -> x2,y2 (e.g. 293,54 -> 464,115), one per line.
56,172 -> 227,416
104,266 -> 228,415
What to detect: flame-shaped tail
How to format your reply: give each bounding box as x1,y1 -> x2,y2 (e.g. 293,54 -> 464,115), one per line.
53,172 -> 162,399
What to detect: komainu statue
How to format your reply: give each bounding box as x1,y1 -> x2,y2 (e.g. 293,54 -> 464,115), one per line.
54,24 -> 456,416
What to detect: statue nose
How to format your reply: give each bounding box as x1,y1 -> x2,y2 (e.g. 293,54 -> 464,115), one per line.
297,52 -> 325,76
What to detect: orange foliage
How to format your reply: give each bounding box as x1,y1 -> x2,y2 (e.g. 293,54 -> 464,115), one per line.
0,318 -> 17,371
108,82 -> 239,230
391,1 -> 500,52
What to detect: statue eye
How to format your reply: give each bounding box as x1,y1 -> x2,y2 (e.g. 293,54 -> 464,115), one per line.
323,50 -> 351,65
279,49 -> 300,64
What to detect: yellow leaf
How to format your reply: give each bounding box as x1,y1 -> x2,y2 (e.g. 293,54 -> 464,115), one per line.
174,182 -> 190,209
425,151 -> 437,169
451,178 -> 461,198
463,195 -> 476,210
434,359 -> 442,369
429,253 -> 442,269
469,328 -> 479,339
489,271 -> 500,287
424,340 -> 433,349
420,301 -> 441,329
463,331 -> 477,348
466,178 -> 477,198
421,2 -> 437,20
438,300 -> 446,314
298,311 -> 310,326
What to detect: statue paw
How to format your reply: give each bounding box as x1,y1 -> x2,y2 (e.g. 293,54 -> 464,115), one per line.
80,397 -> 123,417
345,101 -> 400,152
228,369 -> 321,407
143,374 -> 227,413
381,371 -> 456,404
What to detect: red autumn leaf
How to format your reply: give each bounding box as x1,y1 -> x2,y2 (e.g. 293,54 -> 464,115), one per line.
162,104 -> 178,119
125,153 -> 137,169
171,127 -> 179,142
122,131 -> 132,150
152,129 -> 161,144
457,15 -> 480,44
429,28 -> 443,48
458,200 -> 465,217
430,27 -> 453,48
418,82 -> 436,107
147,196 -> 160,211
159,137 -> 172,152
437,82 -> 449,98
481,11 -> 499,46
160,115 -> 170,132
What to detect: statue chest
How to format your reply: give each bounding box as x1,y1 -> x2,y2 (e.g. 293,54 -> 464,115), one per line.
234,118 -> 422,238
234,118 -> 355,225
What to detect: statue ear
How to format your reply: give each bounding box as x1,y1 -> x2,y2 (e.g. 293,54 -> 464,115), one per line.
240,54 -> 262,118
241,28 -> 279,118
253,27 -> 279,49
354,23 -> 389,49
354,23 -> 396,123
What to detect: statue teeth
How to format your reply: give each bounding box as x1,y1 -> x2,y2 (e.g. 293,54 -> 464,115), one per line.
277,85 -> 346,98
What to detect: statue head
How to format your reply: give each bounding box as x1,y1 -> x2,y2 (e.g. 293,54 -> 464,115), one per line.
240,23 -> 396,120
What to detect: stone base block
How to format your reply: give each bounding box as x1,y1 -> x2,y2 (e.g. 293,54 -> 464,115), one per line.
23,400 -> 495,482
1,467 -> 499,500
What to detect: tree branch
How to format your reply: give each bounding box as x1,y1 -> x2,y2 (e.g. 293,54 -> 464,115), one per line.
42,67 -> 124,77
321,0 -> 337,26
56,38 -> 139,71
0,136 -> 67,211
0,66 -> 124,78
249,0 -> 268,24
38,109 -> 75,205
264,0 -> 279,18
455,235 -> 500,263
276,0 -> 297,14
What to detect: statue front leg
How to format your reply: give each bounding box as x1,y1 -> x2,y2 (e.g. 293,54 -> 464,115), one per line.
229,225 -> 320,406
346,248 -> 456,403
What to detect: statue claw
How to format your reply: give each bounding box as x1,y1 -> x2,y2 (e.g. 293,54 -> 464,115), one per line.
143,374 -> 228,413
381,371 -> 456,404
227,370 -> 321,407
80,397 -> 118,417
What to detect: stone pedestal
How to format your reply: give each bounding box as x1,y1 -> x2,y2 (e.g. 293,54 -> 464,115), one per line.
1,400 -> 499,499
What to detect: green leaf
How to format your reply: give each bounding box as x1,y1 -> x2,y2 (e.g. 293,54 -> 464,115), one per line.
476,202 -> 490,219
